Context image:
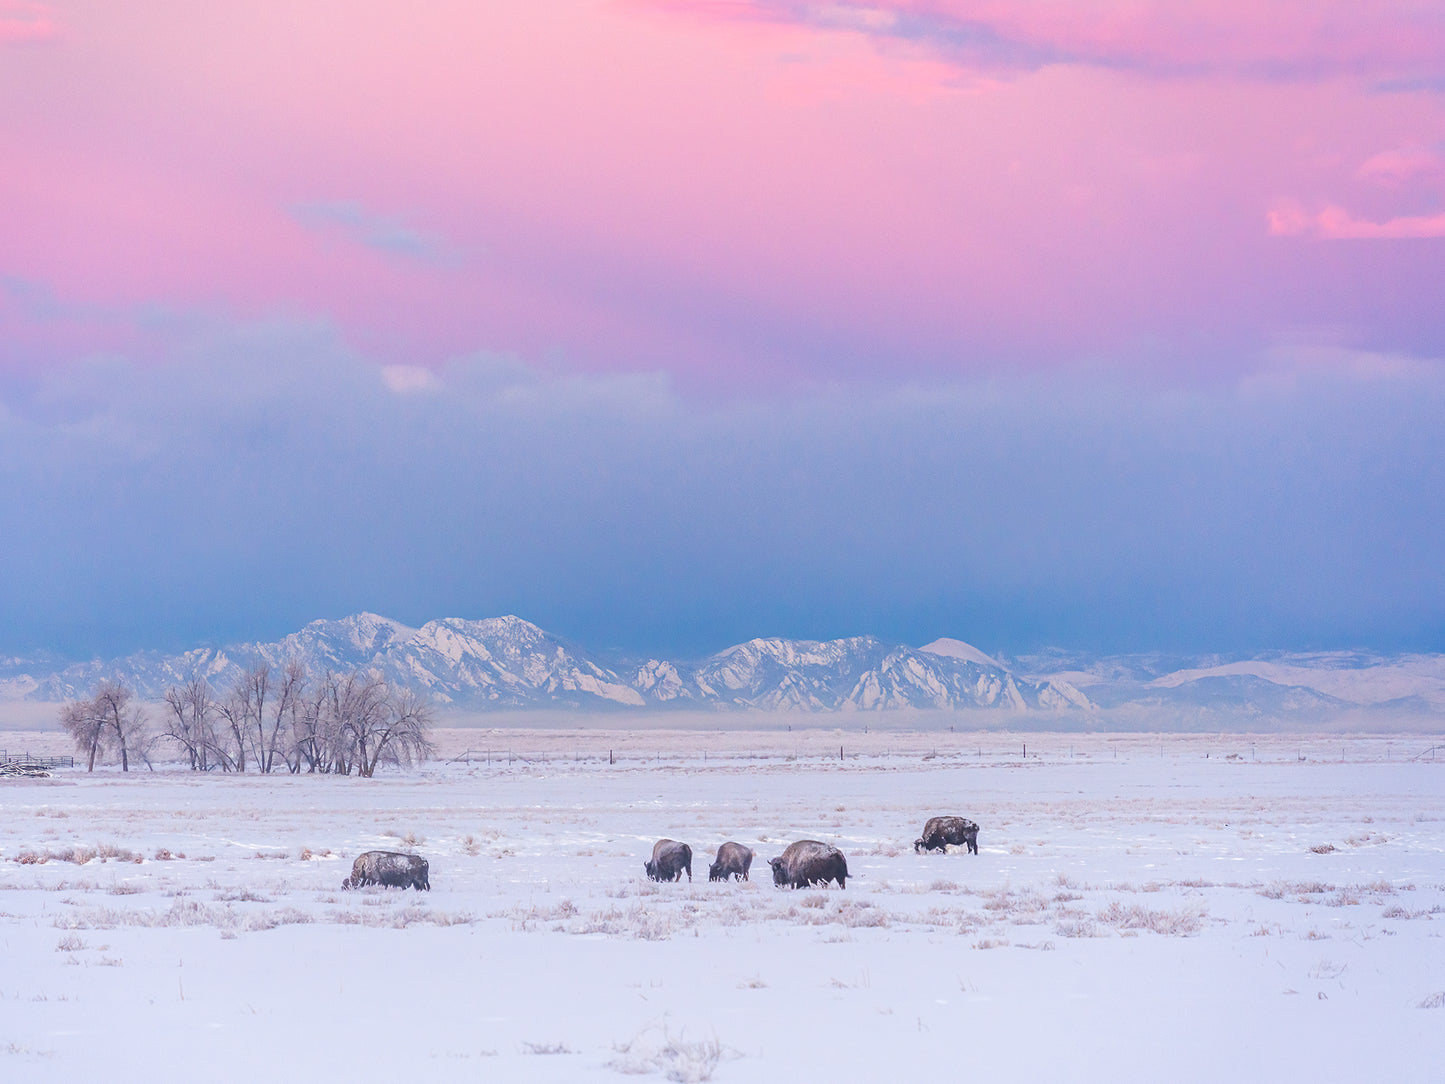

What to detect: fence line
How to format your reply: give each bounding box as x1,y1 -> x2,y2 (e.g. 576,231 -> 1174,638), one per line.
0,751 -> 75,769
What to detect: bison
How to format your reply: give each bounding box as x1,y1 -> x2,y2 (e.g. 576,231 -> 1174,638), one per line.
914,816 -> 979,855
644,839 -> 692,882
708,841 -> 755,882
768,840 -> 848,889
342,850 -> 430,890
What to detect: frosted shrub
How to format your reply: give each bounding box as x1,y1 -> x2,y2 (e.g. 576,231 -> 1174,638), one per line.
215,888 -> 272,903
580,904 -> 675,941
610,1026 -> 726,1082
836,901 -> 887,928
1097,901 -> 1205,936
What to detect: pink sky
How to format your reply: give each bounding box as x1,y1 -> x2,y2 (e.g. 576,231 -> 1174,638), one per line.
3,0 -> 1444,384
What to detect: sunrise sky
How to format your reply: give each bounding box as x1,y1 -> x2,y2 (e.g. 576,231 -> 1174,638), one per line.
2,1 -> 1443,659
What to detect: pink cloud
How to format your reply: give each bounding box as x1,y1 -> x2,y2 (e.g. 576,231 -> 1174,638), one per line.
4,1 -> 1445,387
1269,203 -> 1445,240
647,1 -> 1445,83
1316,206 -> 1445,239
1359,145 -> 1445,184
0,1 -> 58,45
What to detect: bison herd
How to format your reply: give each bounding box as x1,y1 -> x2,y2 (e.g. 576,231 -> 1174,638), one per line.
341,816 -> 979,894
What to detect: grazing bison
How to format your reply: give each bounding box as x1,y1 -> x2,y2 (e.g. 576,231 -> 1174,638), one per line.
342,850 -> 430,890
769,840 -> 848,889
644,839 -> 693,882
914,816 -> 979,855
708,842 -> 755,882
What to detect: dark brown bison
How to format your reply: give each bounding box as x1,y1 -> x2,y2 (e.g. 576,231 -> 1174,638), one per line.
708,842 -> 755,882
644,839 -> 692,882
769,840 -> 848,889
914,816 -> 979,855
342,850 -> 430,890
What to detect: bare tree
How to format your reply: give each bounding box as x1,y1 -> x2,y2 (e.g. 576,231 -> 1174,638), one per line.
272,659 -> 308,773
60,694 -> 107,772
215,671 -> 258,772
257,660 -> 305,773
292,672 -> 342,774
293,669 -> 433,777
59,679 -> 147,771
355,686 -> 433,777
162,679 -> 232,774
162,676 -> 218,770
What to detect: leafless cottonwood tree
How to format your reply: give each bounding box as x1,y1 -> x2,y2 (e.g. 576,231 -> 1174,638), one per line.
59,679 -> 148,771
162,662 -> 305,772
257,660 -> 305,773
162,676 -> 219,770
352,685 -> 433,777
215,674 -> 254,772
292,669 -> 432,776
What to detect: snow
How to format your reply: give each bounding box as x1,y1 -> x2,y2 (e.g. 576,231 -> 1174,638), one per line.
2,727 -> 1443,1083
1151,658 -> 1445,708
918,637 -> 1005,670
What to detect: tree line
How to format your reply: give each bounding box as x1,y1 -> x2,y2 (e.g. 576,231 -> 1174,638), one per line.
59,662 -> 433,777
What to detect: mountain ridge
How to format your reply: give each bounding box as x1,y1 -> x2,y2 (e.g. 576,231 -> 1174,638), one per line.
4,614 -> 1443,723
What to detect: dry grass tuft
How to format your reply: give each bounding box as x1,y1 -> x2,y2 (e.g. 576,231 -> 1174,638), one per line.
216,888 -> 272,903
1097,901 -> 1205,936
521,1041 -> 573,1055
610,1026 -> 726,1082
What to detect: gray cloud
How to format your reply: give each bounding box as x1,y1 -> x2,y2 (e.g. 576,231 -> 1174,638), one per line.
1,318 -> 1443,660
291,200 -> 455,264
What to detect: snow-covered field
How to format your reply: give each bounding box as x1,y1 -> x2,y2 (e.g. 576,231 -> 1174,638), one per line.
2,728 -> 1443,1082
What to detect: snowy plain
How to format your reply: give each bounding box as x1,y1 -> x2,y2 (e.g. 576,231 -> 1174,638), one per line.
1,726 -> 1443,1083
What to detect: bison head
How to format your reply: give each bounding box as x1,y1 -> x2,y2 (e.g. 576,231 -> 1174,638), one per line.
644,860 -> 656,880
768,857 -> 788,886
914,839 -> 926,853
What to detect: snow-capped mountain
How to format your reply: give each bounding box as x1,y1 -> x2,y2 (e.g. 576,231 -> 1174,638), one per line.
1009,647 -> 1445,722
4,615 -> 1088,714
20,614 -> 646,711
624,635 -> 1093,713
6,615 -> 1443,723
